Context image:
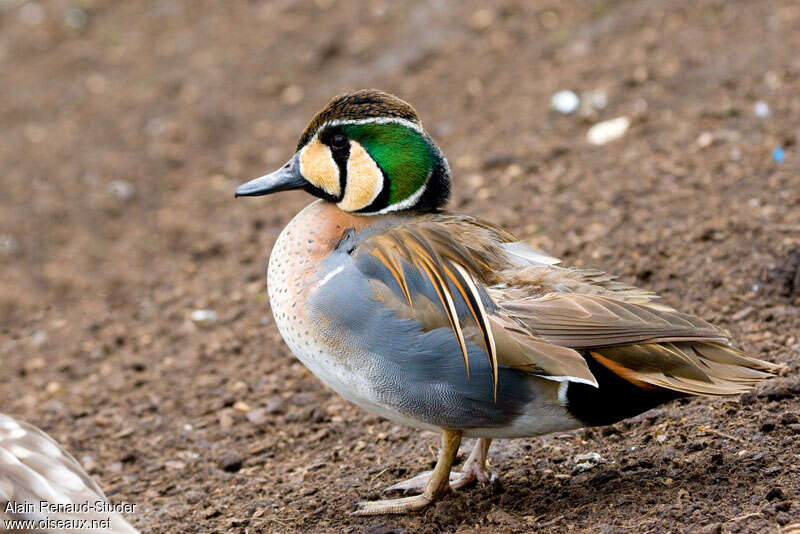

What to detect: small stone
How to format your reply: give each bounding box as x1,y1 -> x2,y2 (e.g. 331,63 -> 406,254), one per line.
587,117 -> 630,145
165,460 -> 186,470
656,434 -> 667,443
232,401 -> 251,412
108,180 -> 136,202
265,397 -> 286,414
219,411 -> 234,430
761,422 -> 776,433
697,131 -> 714,148
766,487 -> 787,501
107,461 -> 123,473
550,90 -> 580,114
574,452 -> 604,464
573,452 -> 604,473
30,329 -> 48,347
219,453 -> 243,473
245,408 -> 269,425
754,100 -> 770,118
190,309 -> 218,324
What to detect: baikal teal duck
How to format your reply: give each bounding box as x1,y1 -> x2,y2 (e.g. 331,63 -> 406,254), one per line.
235,90 -> 780,515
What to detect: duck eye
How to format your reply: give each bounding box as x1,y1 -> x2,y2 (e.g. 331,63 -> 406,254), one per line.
331,134 -> 347,148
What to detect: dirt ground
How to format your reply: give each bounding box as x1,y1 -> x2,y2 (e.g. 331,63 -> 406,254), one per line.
2,0 -> 799,532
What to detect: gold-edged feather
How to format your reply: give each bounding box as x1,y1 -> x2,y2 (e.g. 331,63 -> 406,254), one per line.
355,214 -> 780,400
357,216 -> 511,394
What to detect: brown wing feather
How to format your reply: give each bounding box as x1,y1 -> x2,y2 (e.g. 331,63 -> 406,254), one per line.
496,291 -> 781,395
357,215 -> 600,394
357,213 -> 779,398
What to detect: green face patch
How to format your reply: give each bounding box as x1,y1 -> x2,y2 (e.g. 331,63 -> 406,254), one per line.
341,122 -> 434,207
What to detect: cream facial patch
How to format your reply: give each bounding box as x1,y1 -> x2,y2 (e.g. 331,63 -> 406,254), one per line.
338,140 -> 383,212
299,138 -> 340,197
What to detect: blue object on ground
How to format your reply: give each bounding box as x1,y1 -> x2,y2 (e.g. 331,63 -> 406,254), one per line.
772,147 -> 785,163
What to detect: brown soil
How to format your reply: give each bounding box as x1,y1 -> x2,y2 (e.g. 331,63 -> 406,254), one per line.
2,1 -> 799,532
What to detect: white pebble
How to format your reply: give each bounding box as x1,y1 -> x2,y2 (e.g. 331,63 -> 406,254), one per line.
753,100 -> 770,118
574,452 -> 604,464
30,329 -> 48,347
696,131 -> 714,148
587,116 -> 630,145
550,90 -> 580,114
191,309 -> 218,323
108,179 -> 136,202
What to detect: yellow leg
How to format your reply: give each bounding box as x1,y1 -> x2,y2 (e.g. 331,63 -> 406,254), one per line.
353,429 -> 462,515
383,438 -> 495,493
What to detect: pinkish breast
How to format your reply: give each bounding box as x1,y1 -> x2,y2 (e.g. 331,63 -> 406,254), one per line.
267,200 -> 374,360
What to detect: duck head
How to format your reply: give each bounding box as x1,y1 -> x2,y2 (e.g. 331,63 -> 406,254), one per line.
235,89 -> 450,214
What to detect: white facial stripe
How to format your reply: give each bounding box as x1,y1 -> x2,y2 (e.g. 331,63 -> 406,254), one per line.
299,139 -> 340,196
302,116 -> 448,216
337,140 -> 383,212
321,116 -> 425,134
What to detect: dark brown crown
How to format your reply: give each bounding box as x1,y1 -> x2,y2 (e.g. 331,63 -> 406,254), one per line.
296,89 -> 420,150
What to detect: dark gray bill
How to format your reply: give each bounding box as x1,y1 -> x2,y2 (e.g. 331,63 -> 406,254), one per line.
234,154 -> 306,197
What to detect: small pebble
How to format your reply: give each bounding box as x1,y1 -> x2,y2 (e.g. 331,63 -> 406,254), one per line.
550,90 -> 580,114
697,131 -> 714,148
245,408 -> 269,425
30,329 -> 48,347
587,117 -> 630,145
754,100 -> 770,118
108,180 -> 136,202
219,453 -> 243,473
165,460 -> 186,470
190,309 -> 218,323
265,397 -> 286,414
574,452 -> 604,464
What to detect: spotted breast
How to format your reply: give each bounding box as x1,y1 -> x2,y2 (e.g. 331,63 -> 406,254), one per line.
266,200 -> 405,421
